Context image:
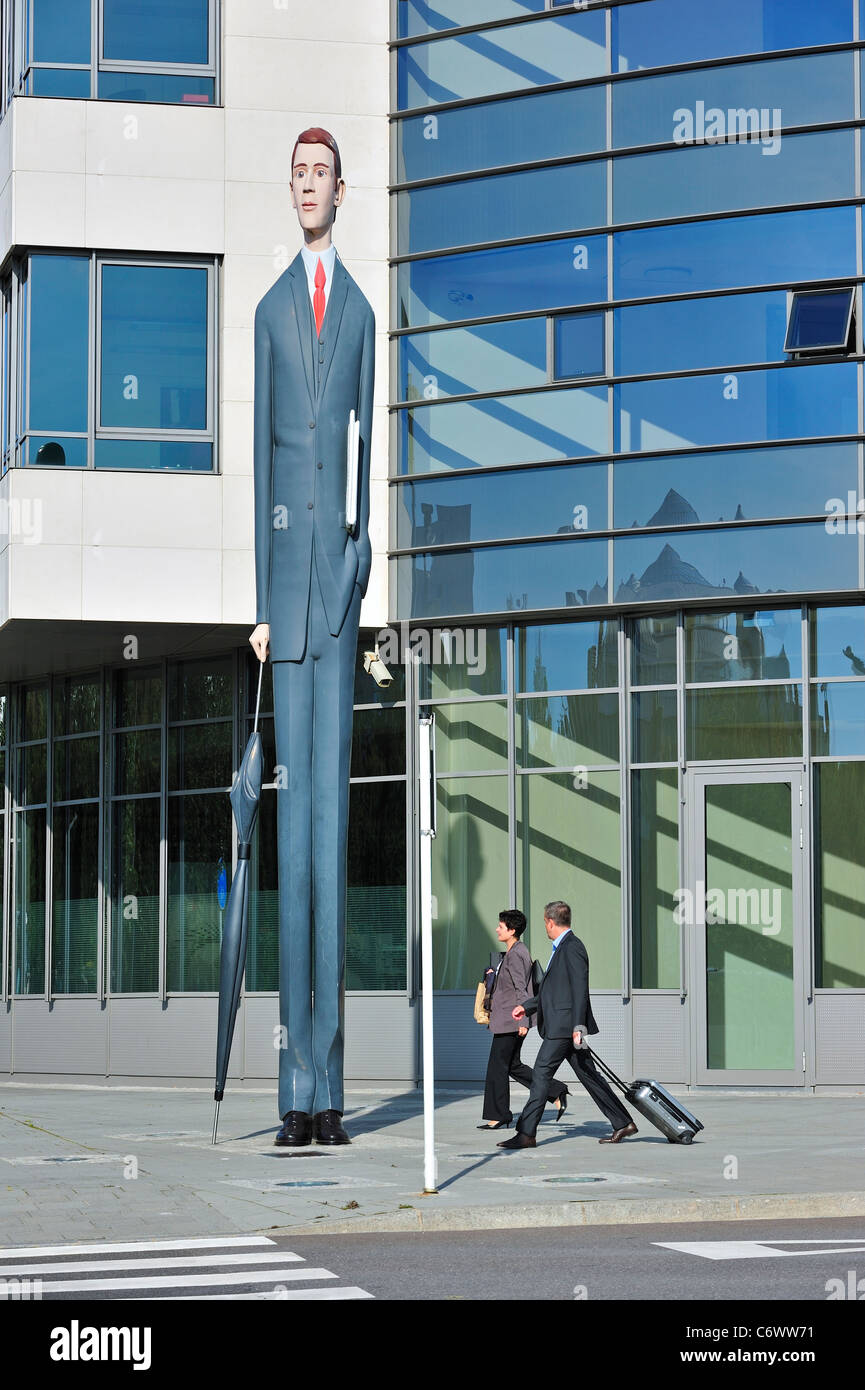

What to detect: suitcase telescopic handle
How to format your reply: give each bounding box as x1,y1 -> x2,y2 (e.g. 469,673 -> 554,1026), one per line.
585,1044 -> 630,1095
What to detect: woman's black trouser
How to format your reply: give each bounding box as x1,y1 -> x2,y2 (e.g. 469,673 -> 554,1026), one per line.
482,1031 -> 568,1122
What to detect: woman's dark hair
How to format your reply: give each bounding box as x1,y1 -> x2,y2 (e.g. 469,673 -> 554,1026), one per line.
498,909 -> 526,939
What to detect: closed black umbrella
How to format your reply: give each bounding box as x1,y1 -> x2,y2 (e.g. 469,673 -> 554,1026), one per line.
212,661 -> 265,1144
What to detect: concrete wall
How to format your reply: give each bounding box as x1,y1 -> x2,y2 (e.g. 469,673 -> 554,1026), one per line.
0,0 -> 391,638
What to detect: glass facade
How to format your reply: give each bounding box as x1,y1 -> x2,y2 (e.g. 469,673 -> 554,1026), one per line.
1,0 -> 217,110
1,254 -> 216,474
389,1 -> 865,1065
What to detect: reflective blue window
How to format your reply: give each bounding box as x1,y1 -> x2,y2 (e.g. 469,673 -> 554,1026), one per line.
97,71 -> 214,103
812,683 -> 865,756
100,265 -> 209,431
397,235 -> 607,329
613,0 -> 852,73
554,311 -> 605,379
810,605 -> 865,678
785,289 -> 854,352
613,51 -> 854,149
102,0 -> 210,65
397,86 -> 606,182
396,537 -> 610,618
517,620 -> 618,691
395,461 -> 609,547
30,68 -> 91,96
398,1 -> 546,37
398,159 -> 606,254
612,443 -> 858,531
33,0 -> 90,63
614,130 -> 855,225
28,256 -> 89,434
400,385 -> 608,473
686,609 -> 803,682
614,364 -> 858,453
400,319 -> 548,400
397,11 -> 606,108
27,437 -> 89,468
614,523 -> 858,605
615,291 -> 788,376
613,207 -> 857,301
94,440 -> 213,471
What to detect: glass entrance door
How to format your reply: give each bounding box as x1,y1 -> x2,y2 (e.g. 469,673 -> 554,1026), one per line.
688,768 -> 805,1085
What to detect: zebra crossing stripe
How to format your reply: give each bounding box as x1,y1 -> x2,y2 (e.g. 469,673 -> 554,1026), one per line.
0,1236 -> 276,1259
31,1267 -> 338,1295
0,1251 -> 303,1277
132,1287 -> 375,1301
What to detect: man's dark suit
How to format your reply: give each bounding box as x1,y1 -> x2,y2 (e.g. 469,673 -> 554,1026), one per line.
516,930 -> 632,1137
253,250 -> 374,1118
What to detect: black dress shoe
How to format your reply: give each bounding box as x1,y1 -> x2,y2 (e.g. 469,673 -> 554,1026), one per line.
274,1111 -> 313,1147
554,1090 -> 569,1123
477,1120 -> 511,1130
497,1132 -> 536,1149
314,1110 -> 351,1145
599,1121 -> 638,1144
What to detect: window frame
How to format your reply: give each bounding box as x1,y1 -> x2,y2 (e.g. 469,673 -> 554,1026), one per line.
784,285 -> 856,356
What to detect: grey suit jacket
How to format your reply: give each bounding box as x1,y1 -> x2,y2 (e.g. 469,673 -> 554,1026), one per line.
488,942 -> 535,1035
253,251 -> 375,661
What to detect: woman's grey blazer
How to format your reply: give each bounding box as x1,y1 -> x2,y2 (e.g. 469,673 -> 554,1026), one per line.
488,942 -> 534,1035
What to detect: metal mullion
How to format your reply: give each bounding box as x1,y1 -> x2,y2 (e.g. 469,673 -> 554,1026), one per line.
516,686 -> 618,699
811,752 -> 865,760
97,60 -> 216,77
618,616 -> 630,1004
675,610 -> 687,1006
686,677 -> 804,691
516,763 -> 619,776
435,768 -> 509,780
418,693 -> 506,705
506,623 -> 516,907
348,775 -> 407,786
158,659 -> 167,1001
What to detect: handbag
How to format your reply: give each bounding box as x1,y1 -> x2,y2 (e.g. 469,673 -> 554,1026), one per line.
473,981 -> 491,1025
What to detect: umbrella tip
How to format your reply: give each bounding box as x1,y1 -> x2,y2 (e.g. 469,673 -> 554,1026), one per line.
211,1100 -> 220,1146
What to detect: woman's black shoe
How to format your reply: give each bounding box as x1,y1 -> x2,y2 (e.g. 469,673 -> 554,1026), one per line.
477,1120 -> 510,1130
555,1091 -> 569,1123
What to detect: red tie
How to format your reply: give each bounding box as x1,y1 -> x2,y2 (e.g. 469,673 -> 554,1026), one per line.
313,257 -> 326,338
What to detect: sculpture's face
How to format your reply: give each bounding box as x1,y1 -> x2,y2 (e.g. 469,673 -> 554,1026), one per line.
290,141 -> 345,240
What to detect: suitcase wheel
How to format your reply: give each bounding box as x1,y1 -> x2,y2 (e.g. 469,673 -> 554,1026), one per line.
679,1132 -> 694,1145
666,1136 -> 677,1143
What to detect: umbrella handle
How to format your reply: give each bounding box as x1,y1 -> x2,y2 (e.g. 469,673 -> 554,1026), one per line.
253,658 -> 264,734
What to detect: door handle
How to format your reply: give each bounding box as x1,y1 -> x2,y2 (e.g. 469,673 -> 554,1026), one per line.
706,967 -> 724,973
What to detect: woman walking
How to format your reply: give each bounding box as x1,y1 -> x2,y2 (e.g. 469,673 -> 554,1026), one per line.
478,909 -> 569,1130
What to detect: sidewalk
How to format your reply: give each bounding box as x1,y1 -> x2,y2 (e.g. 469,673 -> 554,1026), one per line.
0,1082 -> 862,1245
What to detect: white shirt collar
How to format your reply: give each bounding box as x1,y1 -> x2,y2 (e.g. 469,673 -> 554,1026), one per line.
300,244 -> 337,304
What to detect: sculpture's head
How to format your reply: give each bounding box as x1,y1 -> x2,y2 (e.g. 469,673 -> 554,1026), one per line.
290,127 -> 345,244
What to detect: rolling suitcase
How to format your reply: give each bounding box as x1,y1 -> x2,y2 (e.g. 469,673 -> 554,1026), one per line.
586,1046 -> 704,1145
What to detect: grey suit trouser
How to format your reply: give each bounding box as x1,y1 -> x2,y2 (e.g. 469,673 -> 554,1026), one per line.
272,544 -> 361,1118
516,1039 -> 632,1137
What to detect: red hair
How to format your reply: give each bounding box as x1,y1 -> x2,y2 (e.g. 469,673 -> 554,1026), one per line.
291,127 -> 342,181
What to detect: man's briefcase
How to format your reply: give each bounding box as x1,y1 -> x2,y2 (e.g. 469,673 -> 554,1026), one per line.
587,1047 -> 704,1145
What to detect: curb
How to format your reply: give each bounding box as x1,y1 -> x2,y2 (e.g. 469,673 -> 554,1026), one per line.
268,1190 -> 865,1238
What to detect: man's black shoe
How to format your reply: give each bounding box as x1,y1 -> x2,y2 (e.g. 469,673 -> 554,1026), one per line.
314,1110 -> 351,1145
275,1111 -> 313,1146
496,1132 -> 536,1149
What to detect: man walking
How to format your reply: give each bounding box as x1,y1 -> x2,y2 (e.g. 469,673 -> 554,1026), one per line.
497,901 -> 637,1148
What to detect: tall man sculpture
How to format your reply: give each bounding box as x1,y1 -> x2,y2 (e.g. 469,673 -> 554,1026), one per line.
249,128 -> 374,1147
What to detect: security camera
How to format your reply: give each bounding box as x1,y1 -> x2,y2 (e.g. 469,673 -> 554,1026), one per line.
363,646 -> 393,688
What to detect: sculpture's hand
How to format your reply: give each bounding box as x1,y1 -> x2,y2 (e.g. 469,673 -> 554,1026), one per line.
249,623 -> 270,662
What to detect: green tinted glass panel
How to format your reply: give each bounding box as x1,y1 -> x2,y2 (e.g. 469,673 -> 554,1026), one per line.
167,657 -> 232,722
14,809 -> 46,994
434,701 -> 508,773
631,615 -> 677,686
0,693 -> 6,745
686,609 -> 802,683
110,798 -> 160,993
167,794 -> 231,992
517,620 -> 618,692
246,790 -> 277,993
687,686 -> 803,761
347,781 -> 407,990
17,743 -> 47,805
432,775 -> 509,989
632,768 -> 679,989
518,693 -> 618,769
704,780 -> 794,1070
632,690 -> 677,763
516,770 -> 621,987
167,723 -> 232,791
53,736 -> 99,802
350,706 -> 406,779
52,803 -> 99,993
114,668 -> 162,727
114,729 -> 161,795
814,762 -> 865,988
53,674 -> 100,735
419,628 -> 507,699
809,605 -> 865,678
20,685 -> 48,740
